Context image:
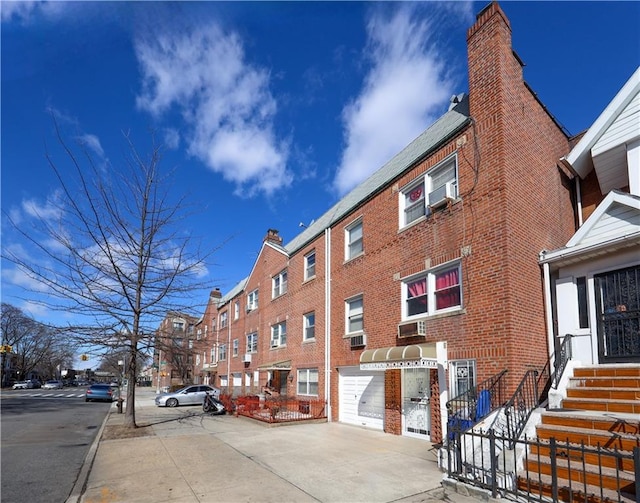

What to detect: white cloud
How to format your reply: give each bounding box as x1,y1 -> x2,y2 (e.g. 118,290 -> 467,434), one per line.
21,191 -> 62,222
1,263 -> 50,293
1,0 -> 71,24
76,134 -> 105,158
1,1 -> 38,23
163,128 -> 180,150
333,5 -> 457,196
135,22 -> 291,197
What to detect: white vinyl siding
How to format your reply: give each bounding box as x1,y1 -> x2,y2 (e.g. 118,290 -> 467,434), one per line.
593,92 -> 640,156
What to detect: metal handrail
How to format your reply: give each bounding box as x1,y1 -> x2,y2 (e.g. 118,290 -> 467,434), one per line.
551,333 -> 573,390
498,334 -> 575,449
535,333 -> 574,406
446,369 -> 508,437
503,370 -> 539,448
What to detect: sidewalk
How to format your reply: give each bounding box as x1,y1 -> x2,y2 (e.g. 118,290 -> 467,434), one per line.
68,388 -> 494,503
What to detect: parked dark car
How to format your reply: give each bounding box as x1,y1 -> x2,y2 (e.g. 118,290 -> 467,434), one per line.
85,383 -> 119,402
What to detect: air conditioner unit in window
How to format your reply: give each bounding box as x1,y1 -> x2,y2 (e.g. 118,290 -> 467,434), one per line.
397,320 -> 427,338
350,333 -> 366,348
242,353 -> 252,363
428,182 -> 455,209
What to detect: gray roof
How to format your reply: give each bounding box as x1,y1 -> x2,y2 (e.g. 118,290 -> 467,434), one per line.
221,95 -> 471,299
284,95 -> 470,253
218,276 -> 248,306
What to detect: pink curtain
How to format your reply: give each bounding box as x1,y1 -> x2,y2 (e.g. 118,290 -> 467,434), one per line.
408,278 -> 426,297
436,268 -> 460,309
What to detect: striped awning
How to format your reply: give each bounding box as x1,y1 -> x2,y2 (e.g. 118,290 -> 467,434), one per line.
360,343 -> 438,370
257,359 -> 292,371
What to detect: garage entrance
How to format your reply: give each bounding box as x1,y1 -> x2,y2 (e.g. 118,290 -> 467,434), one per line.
338,367 -> 384,430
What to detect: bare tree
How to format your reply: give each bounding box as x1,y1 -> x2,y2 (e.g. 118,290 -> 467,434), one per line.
3,119 -> 211,428
0,303 -> 75,383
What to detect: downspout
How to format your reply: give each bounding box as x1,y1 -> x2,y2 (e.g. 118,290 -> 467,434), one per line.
576,176 -> 583,227
541,259 -> 556,370
324,228 -> 332,421
227,309 -> 231,387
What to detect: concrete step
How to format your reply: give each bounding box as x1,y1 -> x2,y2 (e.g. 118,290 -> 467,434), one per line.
541,410 -> 640,436
569,376 -> 640,388
535,423 -> 640,451
560,397 -> 640,415
566,386 -> 640,401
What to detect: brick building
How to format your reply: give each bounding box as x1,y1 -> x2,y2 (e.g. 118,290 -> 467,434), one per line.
153,311 -> 199,391
167,2 -> 585,443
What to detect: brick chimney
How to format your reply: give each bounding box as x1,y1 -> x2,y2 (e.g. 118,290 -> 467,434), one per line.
264,228 -> 283,246
209,288 -> 221,300
467,1 -> 519,124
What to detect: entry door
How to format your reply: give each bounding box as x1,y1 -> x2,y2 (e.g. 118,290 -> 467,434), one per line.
403,368 -> 430,439
595,265 -> 640,363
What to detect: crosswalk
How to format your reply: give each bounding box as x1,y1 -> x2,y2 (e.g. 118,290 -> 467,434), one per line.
5,391 -> 88,399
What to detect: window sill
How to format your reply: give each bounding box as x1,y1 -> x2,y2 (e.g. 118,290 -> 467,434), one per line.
302,275 -> 316,284
302,338 -> 316,344
401,308 -> 465,324
343,252 -> 364,265
399,215 -> 427,233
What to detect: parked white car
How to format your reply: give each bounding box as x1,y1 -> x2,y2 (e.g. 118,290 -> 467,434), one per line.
43,380 -> 64,389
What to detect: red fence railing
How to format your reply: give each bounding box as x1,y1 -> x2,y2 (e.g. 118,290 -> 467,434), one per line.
225,395 -> 326,424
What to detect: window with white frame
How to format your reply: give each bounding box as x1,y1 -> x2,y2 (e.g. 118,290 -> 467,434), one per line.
297,368 -> 319,396
233,338 -> 239,357
220,311 -> 228,328
219,344 -> 227,361
234,301 -> 240,320
196,328 -> 202,340
400,156 -> 458,227
270,322 -> 287,348
172,320 -> 184,331
246,332 -> 258,353
402,262 -> 462,319
450,360 -> 476,397
304,250 -> 316,280
219,375 -> 228,387
196,354 -> 201,365
203,351 -> 207,364
303,312 -> 315,341
346,295 -> 363,334
345,219 -> 363,260
272,269 -> 288,298
209,347 -> 216,363
188,340 -> 193,349
247,289 -> 259,311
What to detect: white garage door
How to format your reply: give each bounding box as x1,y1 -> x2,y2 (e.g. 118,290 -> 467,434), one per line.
339,367 -> 384,430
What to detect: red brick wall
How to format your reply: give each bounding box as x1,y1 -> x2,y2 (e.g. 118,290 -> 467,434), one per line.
327,1 -> 575,427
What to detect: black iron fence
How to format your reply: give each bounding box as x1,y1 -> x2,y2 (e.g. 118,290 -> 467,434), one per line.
444,428 -> 639,503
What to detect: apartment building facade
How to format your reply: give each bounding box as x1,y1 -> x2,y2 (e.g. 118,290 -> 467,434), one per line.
158,2 -> 588,443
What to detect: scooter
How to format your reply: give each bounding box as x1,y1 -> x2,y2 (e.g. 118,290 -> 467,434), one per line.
203,391 -> 226,415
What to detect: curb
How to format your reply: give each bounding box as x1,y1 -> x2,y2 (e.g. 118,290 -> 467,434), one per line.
65,403 -> 115,503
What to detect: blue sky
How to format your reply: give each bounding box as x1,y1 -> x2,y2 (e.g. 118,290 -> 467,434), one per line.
2,1 -> 639,360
